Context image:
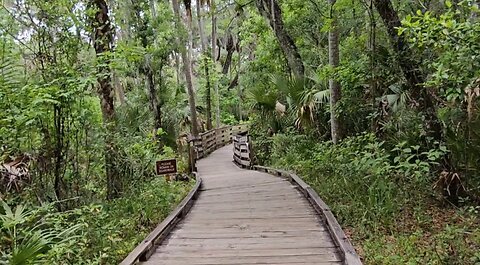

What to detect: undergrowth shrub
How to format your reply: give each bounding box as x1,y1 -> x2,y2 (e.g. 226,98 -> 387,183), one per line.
260,132 -> 447,228
0,178 -> 192,264
254,131 -> 479,264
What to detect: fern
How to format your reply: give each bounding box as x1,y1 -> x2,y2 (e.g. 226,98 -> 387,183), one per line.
0,201 -> 81,265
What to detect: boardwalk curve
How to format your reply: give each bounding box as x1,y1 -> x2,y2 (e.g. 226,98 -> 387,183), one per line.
137,144 -> 352,265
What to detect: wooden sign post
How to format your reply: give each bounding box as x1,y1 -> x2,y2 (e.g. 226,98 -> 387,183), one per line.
156,159 -> 177,175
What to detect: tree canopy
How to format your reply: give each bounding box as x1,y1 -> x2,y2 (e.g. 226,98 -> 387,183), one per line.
1,0 -> 479,264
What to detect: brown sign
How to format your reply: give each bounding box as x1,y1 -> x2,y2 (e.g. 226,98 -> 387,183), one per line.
156,159 -> 177,175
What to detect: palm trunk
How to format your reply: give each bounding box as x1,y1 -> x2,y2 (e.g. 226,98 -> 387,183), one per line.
172,0 -> 199,136
329,0 -> 342,144
91,0 -> 120,199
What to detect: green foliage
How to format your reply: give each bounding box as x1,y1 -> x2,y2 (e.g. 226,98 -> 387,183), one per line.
401,1 -> 480,102
0,200 -> 81,264
0,179 -> 192,264
401,1 -> 480,199
254,131 -> 479,264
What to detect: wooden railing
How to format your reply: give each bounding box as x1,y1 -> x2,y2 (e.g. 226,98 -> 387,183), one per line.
233,133 -> 252,168
191,124 -> 249,159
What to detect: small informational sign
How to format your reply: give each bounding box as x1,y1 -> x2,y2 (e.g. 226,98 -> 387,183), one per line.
156,159 -> 177,175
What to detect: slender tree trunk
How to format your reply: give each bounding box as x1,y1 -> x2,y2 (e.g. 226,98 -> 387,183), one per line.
367,0 -> 380,133
205,59 -> 213,130
373,0 -> 423,91
255,0 -> 304,76
53,105 -> 65,203
172,0 -> 199,136
113,73 -> 126,105
368,0 -> 377,100
91,0 -> 120,199
196,0 -> 207,52
237,46 -> 242,121
197,0 -> 213,130
373,0 -> 442,140
147,67 -> 162,134
175,52 -> 182,84
211,1 -> 221,128
148,2 -> 163,138
329,0 -> 342,144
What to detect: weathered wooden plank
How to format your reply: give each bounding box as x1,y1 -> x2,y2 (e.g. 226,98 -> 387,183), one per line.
169,232 -> 333,240
143,254 -> 341,264
153,247 -> 339,256
152,251 -> 342,260
161,241 -> 337,249
176,226 -> 326,233
133,143 -> 353,265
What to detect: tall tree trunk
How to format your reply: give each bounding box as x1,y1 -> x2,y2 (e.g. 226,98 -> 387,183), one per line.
196,0 -> 207,51
147,2 -> 163,138
373,0 -> 442,140
329,0 -> 342,144
172,0 -> 199,136
255,0 -> 304,76
367,0 -> 380,133
205,59 -> 213,130
146,66 -> 162,134
211,1 -> 221,128
91,0 -> 120,199
197,0 -> 213,130
53,105 -> 65,204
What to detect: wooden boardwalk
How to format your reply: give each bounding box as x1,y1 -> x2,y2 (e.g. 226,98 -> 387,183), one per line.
141,145 -> 343,265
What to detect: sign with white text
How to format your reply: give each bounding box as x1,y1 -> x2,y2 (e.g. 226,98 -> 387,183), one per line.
156,159 -> 177,175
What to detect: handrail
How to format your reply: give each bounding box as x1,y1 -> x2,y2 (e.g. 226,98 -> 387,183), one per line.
252,165 -> 362,265
191,124 -> 249,159
119,174 -> 202,265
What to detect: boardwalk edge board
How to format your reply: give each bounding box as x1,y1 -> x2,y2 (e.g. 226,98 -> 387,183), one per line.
251,165 -> 363,265
120,173 -> 203,265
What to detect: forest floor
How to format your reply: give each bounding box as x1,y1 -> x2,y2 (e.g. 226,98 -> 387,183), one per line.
349,202 -> 480,264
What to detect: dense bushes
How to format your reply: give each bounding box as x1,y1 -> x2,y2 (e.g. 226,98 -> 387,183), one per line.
253,131 -> 480,264
0,178 -> 192,264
